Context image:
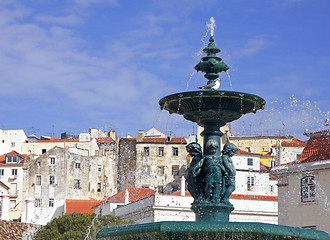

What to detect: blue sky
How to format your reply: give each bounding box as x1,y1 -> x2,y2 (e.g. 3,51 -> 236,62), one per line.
0,0 -> 329,138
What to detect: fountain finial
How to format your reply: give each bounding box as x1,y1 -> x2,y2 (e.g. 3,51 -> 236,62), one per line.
194,36 -> 229,85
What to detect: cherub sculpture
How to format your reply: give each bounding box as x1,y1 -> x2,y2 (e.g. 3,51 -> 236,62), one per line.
186,142 -> 205,203
203,139 -> 226,203
221,142 -> 239,205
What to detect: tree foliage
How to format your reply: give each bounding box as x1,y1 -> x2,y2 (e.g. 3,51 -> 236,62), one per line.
34,213 -> 134,240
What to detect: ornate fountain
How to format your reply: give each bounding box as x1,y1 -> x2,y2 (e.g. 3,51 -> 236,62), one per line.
159,35 -> 265,222
96,30 -> 329,240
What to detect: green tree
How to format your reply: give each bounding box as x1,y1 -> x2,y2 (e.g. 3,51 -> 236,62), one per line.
34,213 -> 134,240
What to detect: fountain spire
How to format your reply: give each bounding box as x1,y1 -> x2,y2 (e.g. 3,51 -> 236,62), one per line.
194,36 -> 229,85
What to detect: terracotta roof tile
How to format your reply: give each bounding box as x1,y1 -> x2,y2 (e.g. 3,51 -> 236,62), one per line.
94,188 -> 158,208
170,190 -> 192,196
280,138 -> 306,147
0,152 -> 28,165
297,135 -> 330,163
0,220 -> 40,240
129,137 -> 186,144
65,199 -> 102,213
166,191 -> 278,201
230,194 -> 278,201
37,138 -> 79,143
110,187 -> 157,202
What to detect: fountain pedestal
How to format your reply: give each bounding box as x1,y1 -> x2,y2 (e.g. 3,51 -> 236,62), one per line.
191,202 -> 234,222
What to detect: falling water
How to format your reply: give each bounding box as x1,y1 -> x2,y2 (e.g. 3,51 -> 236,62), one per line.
231,96 -> 330,137
226,71 -> 233,91
185,70 -> 196,91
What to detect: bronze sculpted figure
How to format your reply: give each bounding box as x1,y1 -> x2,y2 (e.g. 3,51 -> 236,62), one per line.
221,143 -> 239,205
186,141 -> 238,205
186,142 -> 205,203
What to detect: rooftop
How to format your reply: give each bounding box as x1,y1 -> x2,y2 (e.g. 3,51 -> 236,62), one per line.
65,199 -> 102,214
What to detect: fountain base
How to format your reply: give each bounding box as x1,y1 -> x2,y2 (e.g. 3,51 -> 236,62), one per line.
191,202 -> 234,222
96,221 -> 329,240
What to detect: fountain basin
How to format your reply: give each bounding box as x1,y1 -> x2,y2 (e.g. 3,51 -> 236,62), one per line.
96,221 -> 330,240
159,90 -> 266,127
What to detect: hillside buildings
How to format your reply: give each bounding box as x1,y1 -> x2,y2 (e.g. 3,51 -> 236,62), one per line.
95,149 -> 278,224
22,146 -> 117,225
272,129 -> 330,233
117,128 -> 187,194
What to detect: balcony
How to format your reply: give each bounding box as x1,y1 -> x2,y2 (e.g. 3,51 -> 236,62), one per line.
9,175 -> 18,180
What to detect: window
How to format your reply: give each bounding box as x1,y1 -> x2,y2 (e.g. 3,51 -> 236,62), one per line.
50,157 -> 55,165
7,156 -> 18,163
74,179 -> 80,189
296,154 -> 301,160
173,147 -> 179,156
75,162 -> 81,169
247,158 -> 253,166
142,165 -> 150,174
270,185 -> 274,193
144,147 -> 150,156
36,175 -> 41,185
158,166 -> 164,176
42,149 -> 46,154
98,165 -> 102,172
2,140 -> 4,143
172,165 -> 179,175
270,160 -> 276,168
37,161 -> 41,167
50,176 -> 55,186
10,200 -> 16,209
11,142 -> 15,147
35,199 -> 41,207
301,176 -> 316,202
11,169 -> 18,176
0,169 -> 4,176
247,176 -> 255,191
158,147 -> 164,156
49,198 -> 54,207
97,183 -> 101,192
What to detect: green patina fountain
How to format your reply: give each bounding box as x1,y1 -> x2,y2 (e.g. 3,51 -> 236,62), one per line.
96,32 -> 329,240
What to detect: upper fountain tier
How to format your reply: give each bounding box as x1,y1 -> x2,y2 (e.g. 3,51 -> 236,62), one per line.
159,36 -> 266,127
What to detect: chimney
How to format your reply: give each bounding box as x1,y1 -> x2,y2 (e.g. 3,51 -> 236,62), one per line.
180,176 -> 186,196
109,130 -> 116,140
136,130 -> 144,142
124,189 -> 129,205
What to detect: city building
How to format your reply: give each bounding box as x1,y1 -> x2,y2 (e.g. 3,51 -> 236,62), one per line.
21,128 -> 117,158
22,146 -> 117,225
0,129 -> 27,155
271,138 -> 306,166
117,128 -> 187,194
272,129 -> 330,233
95,148 -> 278,224
0,151 -> 28,221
